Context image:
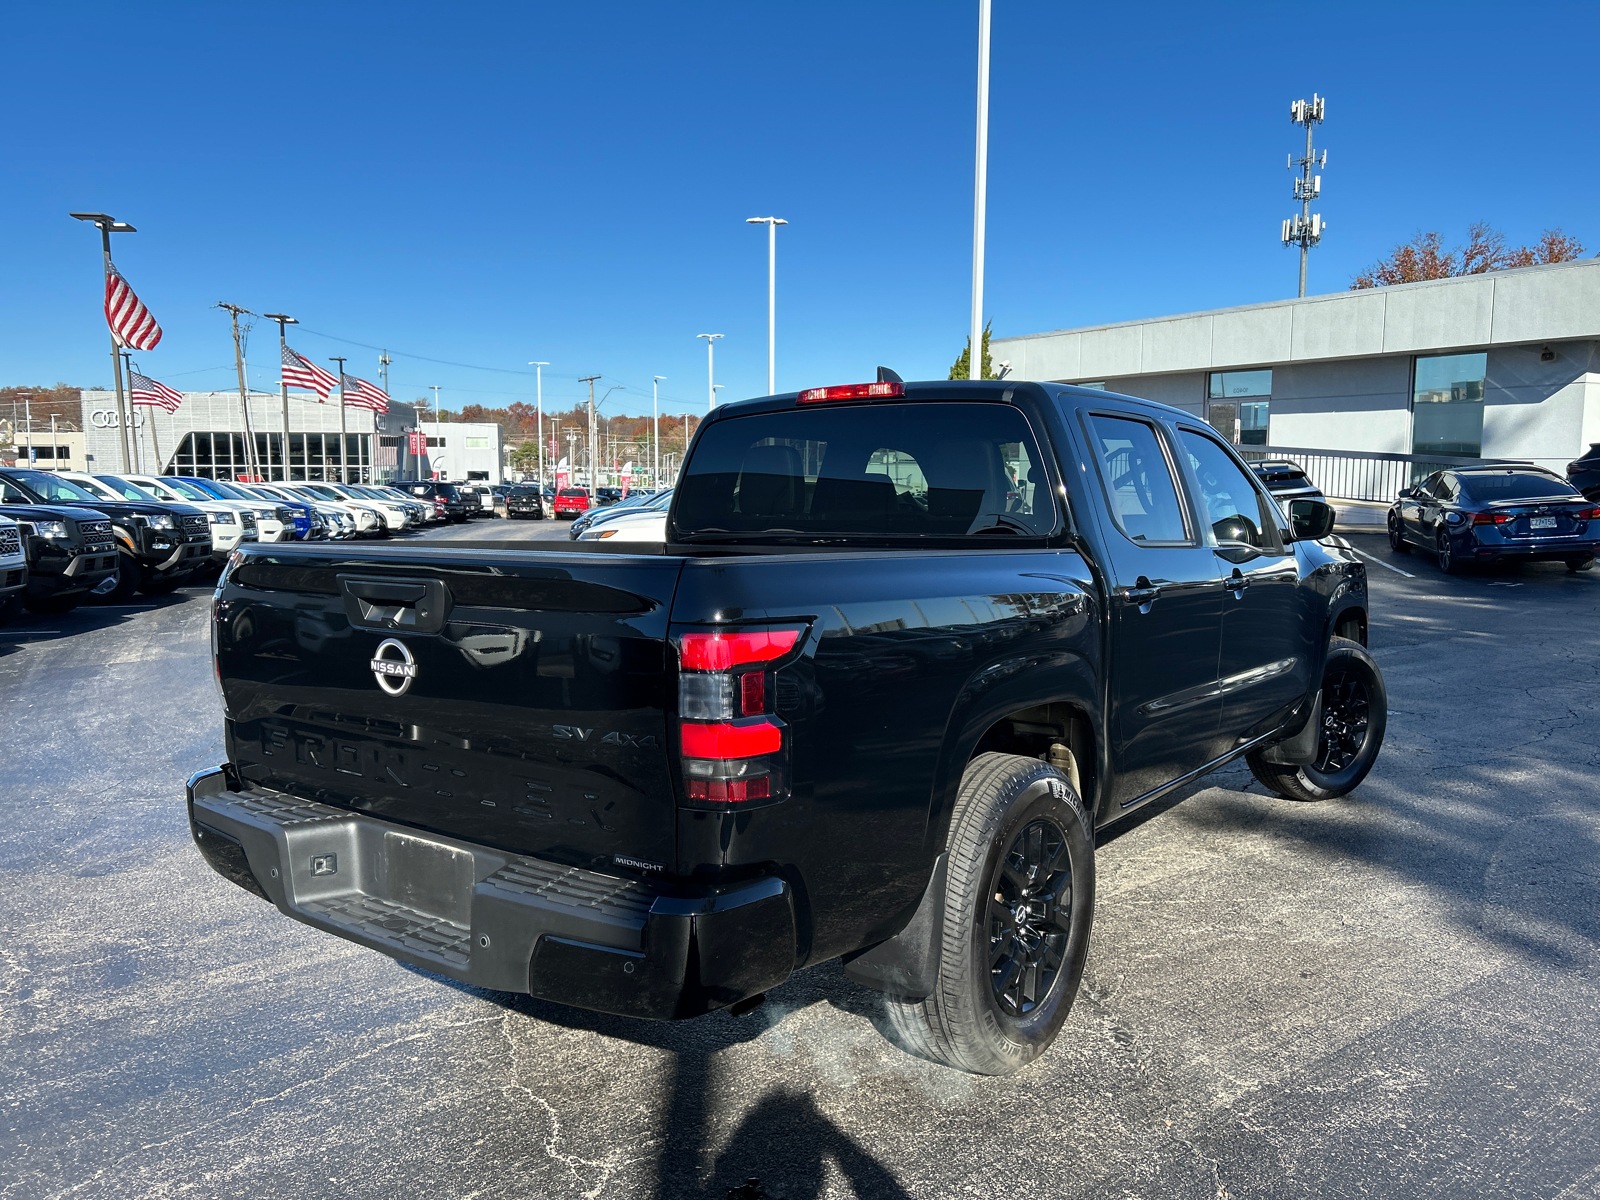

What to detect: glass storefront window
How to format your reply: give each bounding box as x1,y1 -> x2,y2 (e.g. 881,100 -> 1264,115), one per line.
1206,370 -> 1271,445
1412,352 -> 1486,459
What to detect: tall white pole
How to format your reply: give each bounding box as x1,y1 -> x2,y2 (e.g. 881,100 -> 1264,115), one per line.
653,375 -> 665,487
768,222 -> 777,393
429,385 -> 442,479
530,361 -> 548,487
697,334 -> 722,411
969,0 -> 992,381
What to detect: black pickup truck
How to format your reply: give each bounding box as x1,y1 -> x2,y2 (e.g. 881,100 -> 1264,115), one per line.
191,380 -> 1384,1075
0,500 -> 119,614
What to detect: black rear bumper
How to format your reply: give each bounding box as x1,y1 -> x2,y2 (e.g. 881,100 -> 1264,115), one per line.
186,766 -> 796,1019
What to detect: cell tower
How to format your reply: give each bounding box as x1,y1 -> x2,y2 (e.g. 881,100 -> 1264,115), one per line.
1281,94 -> 1327,298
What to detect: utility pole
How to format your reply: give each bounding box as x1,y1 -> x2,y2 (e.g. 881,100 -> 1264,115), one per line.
745,218 -> 787,393
697,334 -> 722,411
263,313 -> 297,481
653,375 -> 665,487
1282,94 -> 1328,298
69,212 -> 138,471
330,357 -> 349,483
529,362 -> 548,489
579,375 -> 599,489
970,0 -> 992,380
217,303 -> 260,480
378,350 -> 391,397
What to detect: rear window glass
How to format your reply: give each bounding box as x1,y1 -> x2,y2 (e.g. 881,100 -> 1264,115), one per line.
1456,471 -> 1578,501
559,488 -> 588,497
673,402 -> 1054,540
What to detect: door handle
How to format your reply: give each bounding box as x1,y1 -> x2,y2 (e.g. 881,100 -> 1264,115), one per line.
1124,576 -> 1163,612
1226,568 -> 1249,597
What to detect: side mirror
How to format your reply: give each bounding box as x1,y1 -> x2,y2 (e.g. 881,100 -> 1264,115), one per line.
1288,498 -> 1336,541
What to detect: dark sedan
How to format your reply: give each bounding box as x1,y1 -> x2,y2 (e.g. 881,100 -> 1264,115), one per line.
1567,443 -> 1600,499
1389,466 -> 1600,573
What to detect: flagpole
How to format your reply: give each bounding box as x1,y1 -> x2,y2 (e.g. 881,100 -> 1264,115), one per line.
100,233 -> 133,473
263,314 -> 298,482
329,358 -> 348,484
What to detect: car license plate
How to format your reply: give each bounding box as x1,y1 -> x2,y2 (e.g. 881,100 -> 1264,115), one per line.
1531,516 -> 1557,529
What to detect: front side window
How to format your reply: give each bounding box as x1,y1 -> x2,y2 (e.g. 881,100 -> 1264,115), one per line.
1177,429 -> 1283,552
1085,414 -> 1189,545
674,402 -> 1054,541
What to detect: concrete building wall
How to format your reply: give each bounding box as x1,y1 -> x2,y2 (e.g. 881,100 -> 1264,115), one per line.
993,259 -> 1600,467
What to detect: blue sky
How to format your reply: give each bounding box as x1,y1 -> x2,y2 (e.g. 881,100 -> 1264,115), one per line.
6,1 -> 1597,420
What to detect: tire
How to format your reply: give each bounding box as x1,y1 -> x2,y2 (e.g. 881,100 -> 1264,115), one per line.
1387,513 -> 1411,554
1435,528 -> 1461,574
25,592 -> 83,615
105,555 -> 143,603
0,594 -> 25,624
1247,636 -> 1387,802
883,753 -> 1095,1075
1566,555 -> 1595,573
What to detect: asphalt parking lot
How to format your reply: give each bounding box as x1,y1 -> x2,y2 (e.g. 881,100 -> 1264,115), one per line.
2,526 -> 1597,1199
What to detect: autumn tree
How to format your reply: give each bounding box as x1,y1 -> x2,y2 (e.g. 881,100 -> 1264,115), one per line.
1353,223 -> 1587,289
0,384 -> 85,442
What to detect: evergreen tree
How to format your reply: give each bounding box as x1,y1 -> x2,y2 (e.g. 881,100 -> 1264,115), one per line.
948,320 -> 995,380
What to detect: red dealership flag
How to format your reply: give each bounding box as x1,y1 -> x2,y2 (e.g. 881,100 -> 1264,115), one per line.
128,370 -> 183,413
340,373 -> 391,413
281,344 -> 338,400
104,265 -> 162,350
407,430 -> 428,456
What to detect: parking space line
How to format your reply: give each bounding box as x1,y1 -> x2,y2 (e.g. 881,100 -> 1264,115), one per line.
1346,546 -> 1415,578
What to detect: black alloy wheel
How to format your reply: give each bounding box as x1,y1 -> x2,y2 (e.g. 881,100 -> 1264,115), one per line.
1312,663 -> 1370,775
1387,513 -> 1410,553
1246,636 -> 1388,802
987,818 -> 1074,1018
1435,528 -> 1460,574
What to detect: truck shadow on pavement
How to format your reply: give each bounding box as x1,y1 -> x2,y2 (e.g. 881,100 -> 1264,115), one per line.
411,964 -> 914,1200
0,590 -> 198,652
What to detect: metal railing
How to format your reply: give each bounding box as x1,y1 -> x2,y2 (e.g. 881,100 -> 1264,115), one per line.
1235,445 -> 1528,503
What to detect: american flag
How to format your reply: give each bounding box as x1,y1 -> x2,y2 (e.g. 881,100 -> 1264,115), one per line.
341,373 -> 391,412
105,265 -> 162,351
128,370 -> 183,413
282,344 -> 338,399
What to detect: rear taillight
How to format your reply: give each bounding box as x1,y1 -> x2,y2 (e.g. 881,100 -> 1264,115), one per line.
796,381 -> 905,404
675,626 -> 804,804
1470,512 -> 1512,525
1578,507 -> 1600,520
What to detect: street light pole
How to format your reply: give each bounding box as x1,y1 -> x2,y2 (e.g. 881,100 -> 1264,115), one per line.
22,391 -> 33,470
529,362 -> 549,488
969,0 -> 992,380
428,385 -> 442,480
745,218 -> 787,394
697,334 -> 723,412
652,375 -> 665,487
263,313 -> 297,481
330,357 -> 348,483
69,212 -> 138,471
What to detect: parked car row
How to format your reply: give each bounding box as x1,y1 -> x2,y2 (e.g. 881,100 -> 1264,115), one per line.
1389,465 -> 1600,574
0,467 -> 475,621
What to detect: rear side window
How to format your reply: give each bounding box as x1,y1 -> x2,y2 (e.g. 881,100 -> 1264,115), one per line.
1085,415 -> 1188,544
673,402 -> 1054,540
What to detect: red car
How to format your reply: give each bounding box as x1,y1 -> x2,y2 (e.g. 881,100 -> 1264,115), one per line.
553,487 -> 591,518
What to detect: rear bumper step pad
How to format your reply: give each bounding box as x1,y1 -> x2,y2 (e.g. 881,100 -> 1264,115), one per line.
186,766 -> 795,1019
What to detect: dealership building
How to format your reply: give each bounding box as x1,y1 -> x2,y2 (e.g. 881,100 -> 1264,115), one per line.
992,257 -> 1600,476
79,390 -> 505,484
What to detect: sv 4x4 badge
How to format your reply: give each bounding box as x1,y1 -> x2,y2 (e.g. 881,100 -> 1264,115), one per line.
370,638 -> 418,696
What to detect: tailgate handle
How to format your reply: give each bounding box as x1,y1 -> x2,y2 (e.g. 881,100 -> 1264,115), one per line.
339,576 -> 450,633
